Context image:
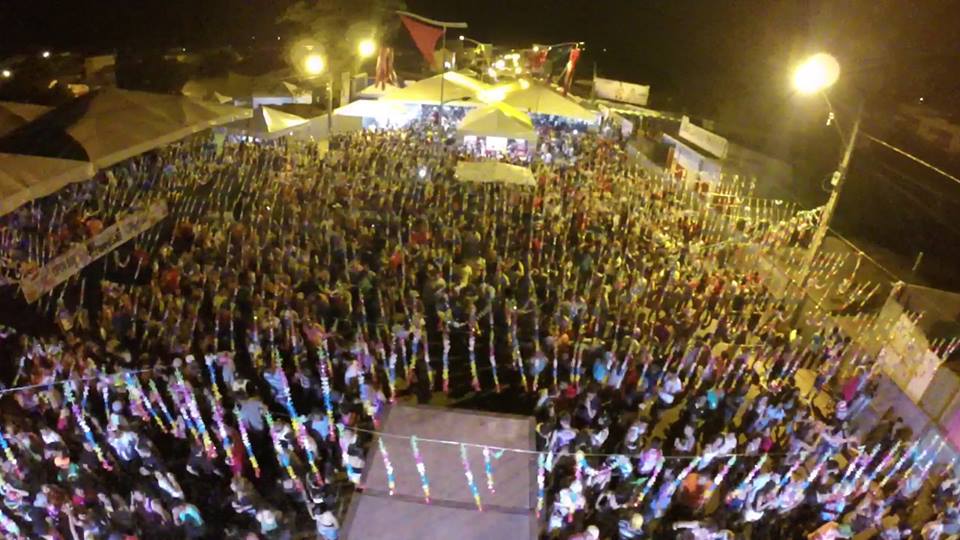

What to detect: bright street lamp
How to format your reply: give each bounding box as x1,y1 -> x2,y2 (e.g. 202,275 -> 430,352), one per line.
303,54 -> 325,75
1,69 -> 11,78
41,51 -> 51,59
358,38 -> 376,59
793,53 -> 840,95
792,53 -> 863,301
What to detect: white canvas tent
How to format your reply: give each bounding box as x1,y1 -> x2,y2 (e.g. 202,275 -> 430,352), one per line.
455,161 -> 536,187
457,103 -> 537,144
0,153 -> 95,216
380,72 -> 486,106
502,85 -> 598,123
357,82 -> 401,99
0,88 -> 252,168
0,102 -> 52,137
243,106 -> 308,138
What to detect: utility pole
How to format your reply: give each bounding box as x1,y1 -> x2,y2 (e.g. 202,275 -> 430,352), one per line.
796,99 -> 864,290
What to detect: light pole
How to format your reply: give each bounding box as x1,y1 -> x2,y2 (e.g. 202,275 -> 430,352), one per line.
792,53 -> 863,291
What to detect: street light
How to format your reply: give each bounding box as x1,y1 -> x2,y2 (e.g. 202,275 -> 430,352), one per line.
793,53 -> 840,95
41,51 -> 51,59
303,53 -> 325,75
1,69 -> 11,78
792,53 -> 863,300
357,38 -> 376,59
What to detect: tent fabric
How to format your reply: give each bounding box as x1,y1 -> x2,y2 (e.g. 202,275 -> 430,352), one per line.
457,103 -> 537,144
0,88 -> 251,168
0,153 -> 95,217
357,82 -> 401,99
334,99 -> 413,119
0,102 -> 52,137
182,71 -> 304,103
502,85 -> 598,123
248,106 -> 308,135
381,73 -> 486,106
454,161 -> 536,187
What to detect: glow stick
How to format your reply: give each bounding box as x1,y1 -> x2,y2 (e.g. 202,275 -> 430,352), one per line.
411,435 -> 431,503
460,444 -> 482,510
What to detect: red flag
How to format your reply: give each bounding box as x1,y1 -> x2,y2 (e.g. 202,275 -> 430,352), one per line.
376,47 -> 397,90
400,15 -> 444,69
562,47 -> 581,96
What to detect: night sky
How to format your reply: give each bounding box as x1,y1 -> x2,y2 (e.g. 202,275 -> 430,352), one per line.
3,0 -> 960,117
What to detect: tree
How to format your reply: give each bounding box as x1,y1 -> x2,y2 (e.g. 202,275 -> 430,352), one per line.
278,0 -> 406,76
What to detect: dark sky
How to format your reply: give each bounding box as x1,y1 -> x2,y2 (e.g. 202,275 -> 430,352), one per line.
3,0 -> 960,118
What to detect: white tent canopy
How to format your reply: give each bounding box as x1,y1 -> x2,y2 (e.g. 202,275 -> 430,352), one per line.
0,88 -> 252,168
0,153 -> 95,216
0,102 -> 52,137
455,161 -> 536,187
380,72 -> 487,106
457,103 -> 537,144
502,85 -> 598,123
245,106 -> 308,138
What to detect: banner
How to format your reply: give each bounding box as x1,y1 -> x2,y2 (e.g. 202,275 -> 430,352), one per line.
20,200 -> 168,303
400,15 -> 446,69
20,243 -> 92,304
678,116 -> 729,159
593,77 -> 650,106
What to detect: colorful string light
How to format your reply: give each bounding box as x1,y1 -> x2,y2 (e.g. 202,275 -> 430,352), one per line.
536,452 -> 546,518
174,368 -> 217,460
411,435 -> 431,503
126,373 -> 166,432
483,446 -> 497,493
63,381 -> 112,471
441,327 -> 451,394
204,358 -> 234,470
468,323 -> 480,391
317,337 -> 337,441
460,444 -> 482,510
0,422 -> 23,479
275,359 -> 323,485
264,410 -> 299,487
378,437 -> 396,495
702,455 -> 737,504
148,379 -> 179,438
233,405 -> 260,478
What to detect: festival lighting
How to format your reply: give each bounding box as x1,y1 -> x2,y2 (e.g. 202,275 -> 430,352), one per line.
494,59 -> 506,70
358,38 -> 377,59
303,54 -> 326,75
793,53 -> 840,95
486,67 -> 497,79
519,79 -> 530,89
1,70 -> 10,78
41,51 -> 51,58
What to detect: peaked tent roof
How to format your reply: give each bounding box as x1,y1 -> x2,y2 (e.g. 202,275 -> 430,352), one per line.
0,88 -> 251,168
380,73 -> 487,106
502,85 -> 598,123
0,153 -> 95,217
247,106 -> 308,136
457,102 -> 537,143
0,102 -> 52,138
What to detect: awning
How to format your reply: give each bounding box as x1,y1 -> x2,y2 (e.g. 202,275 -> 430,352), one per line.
454,161 -> 536,187
0,153 -> 95,216
456,102 -> 537,144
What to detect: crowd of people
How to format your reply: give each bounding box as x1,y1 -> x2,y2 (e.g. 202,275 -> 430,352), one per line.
0,112 -> 956,540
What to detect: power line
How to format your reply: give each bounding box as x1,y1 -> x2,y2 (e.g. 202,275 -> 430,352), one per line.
863,133 -> 960,188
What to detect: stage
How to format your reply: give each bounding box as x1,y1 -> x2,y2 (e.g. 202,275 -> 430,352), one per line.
341,404 -> 538,540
